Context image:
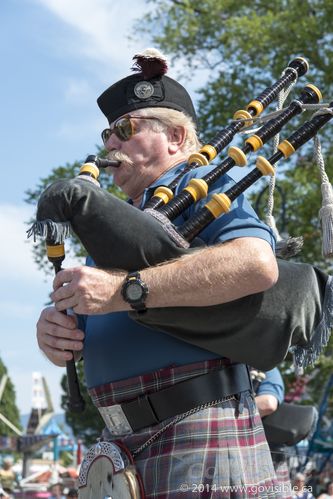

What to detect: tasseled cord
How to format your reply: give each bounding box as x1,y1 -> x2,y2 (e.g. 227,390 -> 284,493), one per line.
314,134 -> 333,257
26,219 -> 71,244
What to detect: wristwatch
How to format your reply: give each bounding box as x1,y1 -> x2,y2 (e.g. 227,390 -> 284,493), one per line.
121,271 -> 148,312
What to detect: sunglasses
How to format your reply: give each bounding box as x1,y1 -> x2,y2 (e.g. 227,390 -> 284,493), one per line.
101,115 -> 158,144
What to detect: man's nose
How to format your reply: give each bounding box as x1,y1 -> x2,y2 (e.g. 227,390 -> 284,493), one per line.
105,133 -> 122,151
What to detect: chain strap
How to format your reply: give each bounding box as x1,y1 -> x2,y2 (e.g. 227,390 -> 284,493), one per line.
132,395 -> 236,457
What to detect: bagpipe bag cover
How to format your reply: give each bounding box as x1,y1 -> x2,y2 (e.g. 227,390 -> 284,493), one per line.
34,177 -> 333,371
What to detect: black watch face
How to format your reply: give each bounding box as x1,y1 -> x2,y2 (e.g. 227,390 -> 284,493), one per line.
126,282 -> 143,301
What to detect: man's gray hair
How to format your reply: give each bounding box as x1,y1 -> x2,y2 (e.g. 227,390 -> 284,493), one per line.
135,107 -> 201,156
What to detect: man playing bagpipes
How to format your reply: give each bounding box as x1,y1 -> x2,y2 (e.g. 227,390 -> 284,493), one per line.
34,48 -> 285,497
32,48 -> 333,497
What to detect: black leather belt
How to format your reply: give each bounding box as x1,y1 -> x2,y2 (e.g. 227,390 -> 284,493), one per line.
98,363 -> 252,436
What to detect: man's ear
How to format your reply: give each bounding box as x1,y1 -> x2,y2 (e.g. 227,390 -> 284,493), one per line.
167,125 -> 186,153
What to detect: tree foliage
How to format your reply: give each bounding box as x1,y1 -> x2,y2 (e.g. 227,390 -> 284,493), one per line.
0,357 -> 22,438
135,0 -> 333,142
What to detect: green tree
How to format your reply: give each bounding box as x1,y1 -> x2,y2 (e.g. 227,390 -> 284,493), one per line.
0,357 -> 22,439
135,0 -> 333,138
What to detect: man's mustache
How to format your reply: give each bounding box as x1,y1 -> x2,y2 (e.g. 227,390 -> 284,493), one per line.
107,150 -> 134,166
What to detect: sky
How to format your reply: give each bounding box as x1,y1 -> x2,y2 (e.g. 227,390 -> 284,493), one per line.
0,0 -> 162,416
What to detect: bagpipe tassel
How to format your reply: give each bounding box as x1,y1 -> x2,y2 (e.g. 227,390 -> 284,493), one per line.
319,181 -> 333,257
265,213 -> 281,241
313,133 -> 333,257
26,219 -> 71,243
265,182 -> 304,259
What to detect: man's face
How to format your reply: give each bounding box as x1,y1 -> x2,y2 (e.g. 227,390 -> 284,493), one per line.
103,113 -> 172,200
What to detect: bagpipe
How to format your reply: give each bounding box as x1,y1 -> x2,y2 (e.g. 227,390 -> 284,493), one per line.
28,57 -> 333,413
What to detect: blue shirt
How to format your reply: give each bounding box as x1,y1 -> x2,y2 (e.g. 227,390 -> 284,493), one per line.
82,162 -> 276,388
256,368 -> 285,404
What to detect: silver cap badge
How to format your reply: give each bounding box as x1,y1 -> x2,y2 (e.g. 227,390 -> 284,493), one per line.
134,81 -> 155,100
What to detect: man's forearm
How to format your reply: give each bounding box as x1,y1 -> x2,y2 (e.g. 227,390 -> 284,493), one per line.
51,237 -> 278,315
141,237 -> 278,308
109,237 -> 278,311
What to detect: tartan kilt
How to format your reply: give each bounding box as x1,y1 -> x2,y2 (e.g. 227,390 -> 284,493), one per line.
89,359 -> 282,498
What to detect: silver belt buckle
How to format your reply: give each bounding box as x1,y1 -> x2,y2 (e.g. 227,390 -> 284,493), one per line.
98,404 -> 133,436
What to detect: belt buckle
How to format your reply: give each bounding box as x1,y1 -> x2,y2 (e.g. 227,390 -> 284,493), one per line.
99,404 -> 133,436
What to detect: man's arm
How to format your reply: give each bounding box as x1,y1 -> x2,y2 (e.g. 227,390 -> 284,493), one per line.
255,367 -> 285,418
255,394 -> 279,418
51,236 -> 278,315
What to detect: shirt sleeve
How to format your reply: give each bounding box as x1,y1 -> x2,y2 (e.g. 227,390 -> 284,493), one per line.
256,368 -> 285,404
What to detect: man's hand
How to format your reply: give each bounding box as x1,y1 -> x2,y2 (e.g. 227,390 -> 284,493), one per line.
51,266 -> 126,315
36,307 -> 84,366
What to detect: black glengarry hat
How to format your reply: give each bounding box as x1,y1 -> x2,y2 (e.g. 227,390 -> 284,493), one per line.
97,48 -> 197,125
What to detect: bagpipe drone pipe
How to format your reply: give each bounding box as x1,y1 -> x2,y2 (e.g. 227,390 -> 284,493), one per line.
28,57 -> 333,411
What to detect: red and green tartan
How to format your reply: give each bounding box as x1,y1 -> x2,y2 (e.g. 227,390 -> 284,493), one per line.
89,359 -> 286,498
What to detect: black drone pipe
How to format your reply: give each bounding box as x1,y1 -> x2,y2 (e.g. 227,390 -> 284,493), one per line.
158,83 -> 321,221
178,102 -> 333,241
